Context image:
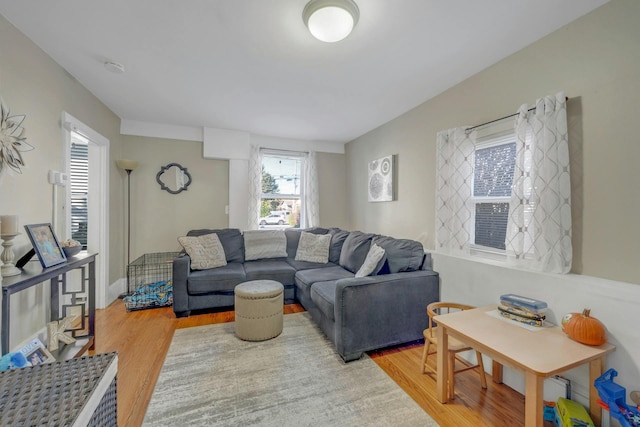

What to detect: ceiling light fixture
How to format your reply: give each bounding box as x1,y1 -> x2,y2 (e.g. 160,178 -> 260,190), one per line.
303,0 -> 359,43
104,61 -> 125,74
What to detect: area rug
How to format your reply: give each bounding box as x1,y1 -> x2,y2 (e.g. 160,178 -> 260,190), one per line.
143,312 -> 438,426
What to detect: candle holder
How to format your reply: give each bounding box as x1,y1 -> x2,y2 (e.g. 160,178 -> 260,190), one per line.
1,233 -> 22,277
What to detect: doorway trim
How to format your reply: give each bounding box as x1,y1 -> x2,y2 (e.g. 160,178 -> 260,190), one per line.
61,111 -> 110,309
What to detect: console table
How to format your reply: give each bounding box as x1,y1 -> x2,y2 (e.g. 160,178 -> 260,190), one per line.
1,252 -> 97,357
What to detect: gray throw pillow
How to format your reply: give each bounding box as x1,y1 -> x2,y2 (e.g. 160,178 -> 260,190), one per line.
355,243 -> 386,277
187,228 -> 244,263
178,233 -> 227,270
295,231 -> 331,264
244,230 -> 287,261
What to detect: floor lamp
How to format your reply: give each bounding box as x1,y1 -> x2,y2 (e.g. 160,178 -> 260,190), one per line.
116,159 -> 139,295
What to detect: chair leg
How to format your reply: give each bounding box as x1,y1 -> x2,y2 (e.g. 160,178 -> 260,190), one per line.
421,341 -> 430,373
476,351 -> 487,389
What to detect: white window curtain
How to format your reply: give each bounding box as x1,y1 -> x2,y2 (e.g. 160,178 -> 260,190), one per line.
505,92 -> 572,273
303,151 -> 319,228
435,127 -> 476,255
247,144 -> 263,230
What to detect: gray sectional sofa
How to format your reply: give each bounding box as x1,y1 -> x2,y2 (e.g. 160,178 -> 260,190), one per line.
172,227 -> 440,361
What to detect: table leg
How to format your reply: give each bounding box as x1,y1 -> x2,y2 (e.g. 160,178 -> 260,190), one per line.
589,357 -> 604,426
436,325 -> 449,403
492,360 -> 504,384
524,371 -> 544,427
1,289 -> 10,354
88,260 -> 96,349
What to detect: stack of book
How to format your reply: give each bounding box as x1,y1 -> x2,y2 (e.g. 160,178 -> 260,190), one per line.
498,294 -> 547,327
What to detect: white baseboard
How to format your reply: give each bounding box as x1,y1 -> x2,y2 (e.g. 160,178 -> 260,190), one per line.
107,278 -> 126,306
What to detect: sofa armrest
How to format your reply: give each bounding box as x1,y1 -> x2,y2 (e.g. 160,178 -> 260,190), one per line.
172,254 -> 191,316
333,270 -> 439,361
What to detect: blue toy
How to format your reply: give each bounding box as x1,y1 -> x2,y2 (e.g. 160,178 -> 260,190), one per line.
0,352 -> 29,371
594,369 -> 640,427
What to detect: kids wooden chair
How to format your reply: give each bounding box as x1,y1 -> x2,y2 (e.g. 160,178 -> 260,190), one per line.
421,302 -> 487,398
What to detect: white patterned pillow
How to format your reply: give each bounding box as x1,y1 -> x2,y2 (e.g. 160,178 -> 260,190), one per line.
178,233 -> 227,270
295,232 -> 331,264
243,230 -> 287,261
355,243 -> 386,278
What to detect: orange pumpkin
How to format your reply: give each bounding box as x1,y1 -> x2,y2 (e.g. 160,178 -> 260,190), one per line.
561,309 -> 606,346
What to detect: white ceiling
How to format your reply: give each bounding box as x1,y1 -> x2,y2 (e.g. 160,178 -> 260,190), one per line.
0,0 -> 608,144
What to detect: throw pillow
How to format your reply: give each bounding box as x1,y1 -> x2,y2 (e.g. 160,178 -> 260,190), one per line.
187,228 -> 244,263
178,233 -> 227,270
295,231 -> 331,264
355,243 -> 386,278
244,230 -> 287,261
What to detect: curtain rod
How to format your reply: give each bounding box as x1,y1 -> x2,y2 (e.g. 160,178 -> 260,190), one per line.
465,96 -> 569,133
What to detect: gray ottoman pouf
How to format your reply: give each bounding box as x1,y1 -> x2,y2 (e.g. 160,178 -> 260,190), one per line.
234,280 -> 284,341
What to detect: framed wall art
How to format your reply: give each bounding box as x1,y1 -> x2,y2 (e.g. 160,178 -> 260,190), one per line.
24,223 -> 67,268
368,155 -> 394,202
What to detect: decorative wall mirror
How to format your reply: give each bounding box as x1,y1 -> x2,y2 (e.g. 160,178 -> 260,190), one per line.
156,163 -> 192,194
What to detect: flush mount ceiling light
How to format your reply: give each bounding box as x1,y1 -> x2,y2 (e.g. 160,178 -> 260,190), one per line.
303,0 -> 359,43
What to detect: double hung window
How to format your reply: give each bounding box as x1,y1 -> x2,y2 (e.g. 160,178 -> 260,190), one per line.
260,151 -> 305,229
471,132 -> 516,252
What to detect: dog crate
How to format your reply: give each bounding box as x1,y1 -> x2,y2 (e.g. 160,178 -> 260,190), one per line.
124,252 -> 181,311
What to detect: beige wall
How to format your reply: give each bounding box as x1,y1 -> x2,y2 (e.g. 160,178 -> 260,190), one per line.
121,136 -> 229,259
120,140 -> 350,261
316,152 -> 349,229
346,0 -> 640,285
0,14 -> 124,348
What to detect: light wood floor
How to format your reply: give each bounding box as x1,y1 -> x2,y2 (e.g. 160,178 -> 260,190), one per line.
91,300 -> 531,427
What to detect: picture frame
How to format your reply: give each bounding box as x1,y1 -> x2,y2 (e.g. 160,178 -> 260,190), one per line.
368,155 -> 394,202
24,223 -> 67,268
18,338 -> 56,366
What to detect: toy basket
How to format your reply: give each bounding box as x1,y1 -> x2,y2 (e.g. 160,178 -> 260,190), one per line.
594,369 -> 640,427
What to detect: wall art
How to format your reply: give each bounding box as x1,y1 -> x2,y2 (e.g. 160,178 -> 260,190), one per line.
368,155 -> 394,202
0,96 -> 34,175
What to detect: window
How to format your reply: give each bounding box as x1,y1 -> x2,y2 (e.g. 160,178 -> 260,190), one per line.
471,133 -> 516,252
69,132 -> 89,248
260,151 -> 305,229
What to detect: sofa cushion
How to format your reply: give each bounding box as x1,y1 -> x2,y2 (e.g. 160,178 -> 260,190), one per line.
339,231 -> 376,274
295,265 -> 354,290
177,233 -> 227,270
327,229 -> 350,263
310,281 -> 337,321
355,243 -> 386,278
372,236 -> 424,273
243,259 -> 296,285
244,230 -> 287,261
295,231 -> 331,264
187,228 -> 244,263
187,262 -> 246,295
286,259 -> 337,271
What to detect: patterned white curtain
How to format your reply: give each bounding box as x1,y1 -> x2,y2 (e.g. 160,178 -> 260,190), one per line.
435,127 -> 476,255
247,144 -> 263,230
505,92 -> 572,273
303,151 -> 319,228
